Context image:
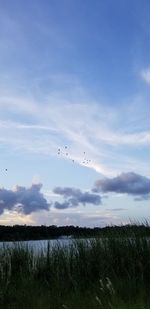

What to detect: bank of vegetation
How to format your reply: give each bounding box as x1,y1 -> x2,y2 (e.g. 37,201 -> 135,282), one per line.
0,224 -> 150,308
0,222 -> 150,241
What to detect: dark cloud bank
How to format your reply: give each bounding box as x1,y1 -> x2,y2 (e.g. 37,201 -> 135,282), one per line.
53,187 -> 101,209
0,184 -> 50,215
93,172 -> 150,200
0,172 -> 150,215
53,172 -> 150,210
0,184 -> 101,214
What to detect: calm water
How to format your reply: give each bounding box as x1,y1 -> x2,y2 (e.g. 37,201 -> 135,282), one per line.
0,237 -> 147,253
0,237 -> 74,253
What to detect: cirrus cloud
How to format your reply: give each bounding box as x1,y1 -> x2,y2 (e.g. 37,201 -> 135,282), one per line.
141,68 -> 150,84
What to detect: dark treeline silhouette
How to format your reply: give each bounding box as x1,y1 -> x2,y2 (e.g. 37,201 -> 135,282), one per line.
0,223 -> 149,241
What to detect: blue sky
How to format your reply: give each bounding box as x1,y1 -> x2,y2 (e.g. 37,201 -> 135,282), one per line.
0,0 -> 150,226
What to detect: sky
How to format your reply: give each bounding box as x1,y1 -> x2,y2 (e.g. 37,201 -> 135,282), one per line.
0,0 -> 150,227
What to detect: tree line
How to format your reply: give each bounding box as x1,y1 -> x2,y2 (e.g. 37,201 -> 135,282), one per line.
0,223 -> 149,241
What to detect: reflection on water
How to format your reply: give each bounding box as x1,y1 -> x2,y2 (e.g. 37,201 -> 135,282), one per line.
1,237 -> 147,253
0,237 -> 74,253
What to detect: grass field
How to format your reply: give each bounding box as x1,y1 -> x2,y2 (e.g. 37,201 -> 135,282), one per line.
0,224 -> 150,308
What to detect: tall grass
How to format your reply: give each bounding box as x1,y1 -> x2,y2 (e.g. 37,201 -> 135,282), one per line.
0,225 -> 150,308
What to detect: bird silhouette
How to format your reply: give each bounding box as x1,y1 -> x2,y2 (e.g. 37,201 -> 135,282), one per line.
57,146 -> 91,165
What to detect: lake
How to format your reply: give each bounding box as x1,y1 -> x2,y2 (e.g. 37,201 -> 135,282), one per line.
0,236 -> 146,254
0,237 -> 75,253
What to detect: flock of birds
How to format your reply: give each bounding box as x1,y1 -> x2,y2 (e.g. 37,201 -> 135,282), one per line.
1,147 -> 92,174
2,146 -> 92,172
57,146 -> 91,165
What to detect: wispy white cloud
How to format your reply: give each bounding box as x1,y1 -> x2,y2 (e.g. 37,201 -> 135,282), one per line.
1,72 -> 150,177
141,67 -> 150,84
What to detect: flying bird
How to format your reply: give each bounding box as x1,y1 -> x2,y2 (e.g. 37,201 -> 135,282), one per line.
57,146 -> 92,166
